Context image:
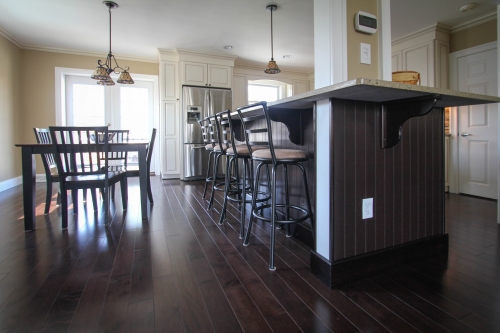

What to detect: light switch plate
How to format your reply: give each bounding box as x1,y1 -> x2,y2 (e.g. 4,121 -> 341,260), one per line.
360,43 -> 371,64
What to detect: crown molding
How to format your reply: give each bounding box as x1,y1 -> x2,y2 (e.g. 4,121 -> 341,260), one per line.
450,12 -> 497,34
392,23 -> 451,45
23,45 -> 158,63
0,26 -> 23,48
176,48 -> 238,61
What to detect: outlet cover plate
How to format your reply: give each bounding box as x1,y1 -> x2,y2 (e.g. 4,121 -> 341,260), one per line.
362,198 -> 373,219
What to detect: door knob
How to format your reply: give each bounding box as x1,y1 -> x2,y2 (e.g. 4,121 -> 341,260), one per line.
461,132 -> 471,137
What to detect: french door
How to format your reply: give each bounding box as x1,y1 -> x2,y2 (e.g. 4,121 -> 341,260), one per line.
65,75 -> 155,169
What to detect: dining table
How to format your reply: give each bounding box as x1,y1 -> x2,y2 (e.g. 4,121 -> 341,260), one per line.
15,140 -> 150,231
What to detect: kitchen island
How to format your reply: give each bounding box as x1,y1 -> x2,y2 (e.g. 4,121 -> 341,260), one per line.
264,78 -> 500,287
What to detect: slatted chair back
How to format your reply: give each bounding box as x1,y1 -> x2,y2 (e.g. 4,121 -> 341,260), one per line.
106,130 -> 130,165
49,126 -> 110,178
215,110 -> 238,155
198,117 -> 212,149
235,102 -> 273,162
207,115 -> 221,151
33,128 -> 57,174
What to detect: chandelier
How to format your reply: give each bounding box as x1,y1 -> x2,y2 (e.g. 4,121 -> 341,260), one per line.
264,4 -> 281,74
91,1 -> 134,85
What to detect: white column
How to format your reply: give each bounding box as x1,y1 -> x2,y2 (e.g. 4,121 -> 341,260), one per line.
497,5 -> 500,223
313,0 -> 347,261
314,0 -> 347,88
378,0 -> 392,80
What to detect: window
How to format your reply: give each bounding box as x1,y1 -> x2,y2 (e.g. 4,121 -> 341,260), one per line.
61,70 -> 157,169
247,80 -> 289,104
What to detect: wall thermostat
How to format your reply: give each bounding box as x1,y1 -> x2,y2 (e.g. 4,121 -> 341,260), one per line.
355,11 -> 377,34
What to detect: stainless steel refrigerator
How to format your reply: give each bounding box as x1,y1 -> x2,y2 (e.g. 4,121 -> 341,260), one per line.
182,86 -> 232,180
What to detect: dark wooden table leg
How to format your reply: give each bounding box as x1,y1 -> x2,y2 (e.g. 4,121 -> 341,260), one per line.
138,145 -> 148,219
21,146 -> 36,231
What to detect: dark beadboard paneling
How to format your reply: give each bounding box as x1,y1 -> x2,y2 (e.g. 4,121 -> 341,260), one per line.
332,99 -> 444,261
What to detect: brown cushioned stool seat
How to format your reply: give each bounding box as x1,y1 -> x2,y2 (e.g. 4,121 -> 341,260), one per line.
226,145 -> 267,155
252,148 -> 308,161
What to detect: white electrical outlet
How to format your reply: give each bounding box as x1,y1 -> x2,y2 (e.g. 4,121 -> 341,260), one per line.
362,198 -> 373,219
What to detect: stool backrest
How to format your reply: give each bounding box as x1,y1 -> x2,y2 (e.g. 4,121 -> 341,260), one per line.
198,116 -> 219,149
215,110 -> 237,155
235,102 -> 274,162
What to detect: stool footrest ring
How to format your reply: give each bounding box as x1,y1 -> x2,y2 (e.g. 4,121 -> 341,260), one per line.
252,204 -> 311,224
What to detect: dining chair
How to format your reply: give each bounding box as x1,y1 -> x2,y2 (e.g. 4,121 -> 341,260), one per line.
237,102 -> 314,271
34,128 -> 99,215
125,128 -> 157,203
49,126 -> 128,228
103,130 -> 129,199
33,128 -> 61,215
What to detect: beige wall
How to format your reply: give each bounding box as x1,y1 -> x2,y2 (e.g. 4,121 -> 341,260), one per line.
0,35 -> 22,182
450,19 -> 497,53
346,0 -> 379,80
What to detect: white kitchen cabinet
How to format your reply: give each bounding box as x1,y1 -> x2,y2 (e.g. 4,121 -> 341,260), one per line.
182,61 -> 232,88
161,61 -> 179,101
161,101 -> 180,179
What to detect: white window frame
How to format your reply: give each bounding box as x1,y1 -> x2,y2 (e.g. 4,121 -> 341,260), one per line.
247,79 -> 290,104
55,67 -> 160,174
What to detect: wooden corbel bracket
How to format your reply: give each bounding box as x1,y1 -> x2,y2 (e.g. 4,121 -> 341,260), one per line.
381,94 -> 441,149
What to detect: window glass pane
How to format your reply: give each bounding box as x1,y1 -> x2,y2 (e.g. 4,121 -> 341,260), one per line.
120,86 -> 150,165
72,84 -> 105,126
248,84 -> 279,104
120,86 -> 149,140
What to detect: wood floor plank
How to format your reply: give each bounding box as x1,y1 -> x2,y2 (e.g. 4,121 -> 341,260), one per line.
153,275 -> 185,333
67,270 -> 111,333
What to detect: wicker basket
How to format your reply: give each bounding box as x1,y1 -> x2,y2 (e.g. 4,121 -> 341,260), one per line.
392,71 -> 420,85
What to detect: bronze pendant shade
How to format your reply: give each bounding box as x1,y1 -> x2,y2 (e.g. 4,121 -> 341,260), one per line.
91,1 -> 134,85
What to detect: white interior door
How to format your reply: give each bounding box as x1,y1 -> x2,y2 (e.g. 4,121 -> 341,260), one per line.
458,48 -> 498,199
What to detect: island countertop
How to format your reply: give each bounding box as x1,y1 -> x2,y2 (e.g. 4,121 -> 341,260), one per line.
268,78 -> 500,110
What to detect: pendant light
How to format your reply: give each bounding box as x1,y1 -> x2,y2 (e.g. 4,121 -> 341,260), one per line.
91,1 -> 134,85
264,4 -> 281,74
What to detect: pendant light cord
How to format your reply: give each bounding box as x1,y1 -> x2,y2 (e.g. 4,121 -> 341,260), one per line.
270,9 -> 274,60
109,7 -> 112,55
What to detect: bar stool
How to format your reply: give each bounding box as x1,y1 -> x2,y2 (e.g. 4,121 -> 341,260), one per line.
237,102 -> 314,271
198,117 -> 216,200
204,114 -> 239,210
216,110 -> 269,238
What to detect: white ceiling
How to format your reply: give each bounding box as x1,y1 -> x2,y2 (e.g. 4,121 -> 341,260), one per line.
0,0 -> 498,73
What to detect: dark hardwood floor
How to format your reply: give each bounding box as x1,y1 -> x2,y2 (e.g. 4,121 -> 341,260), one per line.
0,177 -> 498,332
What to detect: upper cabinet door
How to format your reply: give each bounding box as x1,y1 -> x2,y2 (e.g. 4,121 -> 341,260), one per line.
183,62 -> 208,86
208,65 -> 232,88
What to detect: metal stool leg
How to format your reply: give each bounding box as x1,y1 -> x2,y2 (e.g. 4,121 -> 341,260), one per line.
218,155 -> 232,225
243,162 -> 265,246
269,164 -> 278,271
203,150 -> 214,199
208,152 -> 222,209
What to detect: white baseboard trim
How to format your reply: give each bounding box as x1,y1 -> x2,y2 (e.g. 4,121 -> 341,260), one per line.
0,174 -> 48,193
0,176 -> 22,192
